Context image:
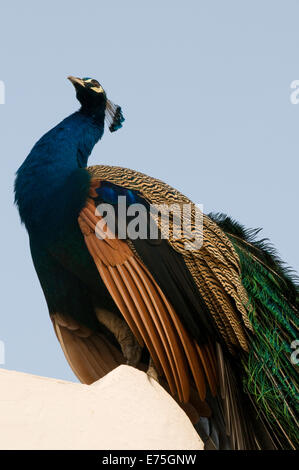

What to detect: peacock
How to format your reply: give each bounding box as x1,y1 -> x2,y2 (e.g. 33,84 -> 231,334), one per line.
14,76 -> 299,450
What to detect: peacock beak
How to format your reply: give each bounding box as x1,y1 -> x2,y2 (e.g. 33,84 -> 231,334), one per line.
67,76 -> 85,88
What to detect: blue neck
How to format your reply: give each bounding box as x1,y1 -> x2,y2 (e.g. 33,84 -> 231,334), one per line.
15,110 -> 104,238
21,110 -> 104,171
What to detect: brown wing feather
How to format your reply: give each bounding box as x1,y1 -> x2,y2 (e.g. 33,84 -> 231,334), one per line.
51,313 -> 124,384
78,195 -> 217,403
79,201 -> 185,400
115,261 -> 188,400
124,258 -> 190,402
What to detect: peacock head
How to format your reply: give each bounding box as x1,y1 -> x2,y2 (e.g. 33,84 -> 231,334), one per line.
68,75 -> 124,132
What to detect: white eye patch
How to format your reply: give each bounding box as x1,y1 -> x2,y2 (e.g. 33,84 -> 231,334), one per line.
90,85 -> 104,93
82,78 -> 104,93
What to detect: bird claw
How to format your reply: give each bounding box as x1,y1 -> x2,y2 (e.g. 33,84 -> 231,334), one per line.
121,335 -> 142,367
146,357 -> 159,383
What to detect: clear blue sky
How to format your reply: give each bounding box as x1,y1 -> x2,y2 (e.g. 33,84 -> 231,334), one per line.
1,1 -> 298,381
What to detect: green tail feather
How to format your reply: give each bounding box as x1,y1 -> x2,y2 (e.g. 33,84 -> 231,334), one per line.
209,213 -> 299,449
